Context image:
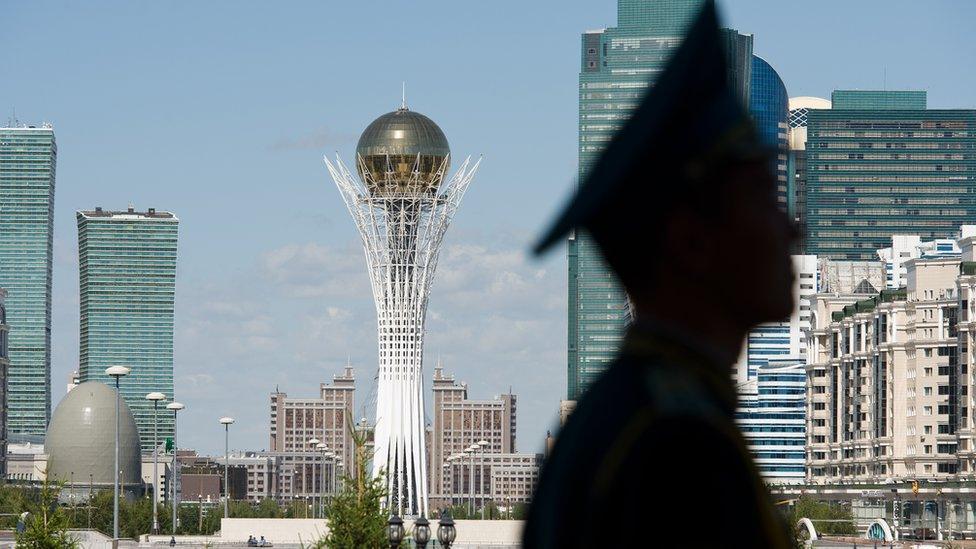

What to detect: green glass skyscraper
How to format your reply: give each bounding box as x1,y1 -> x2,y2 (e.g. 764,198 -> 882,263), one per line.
0,123 -> 56,438
569,0 -> 751,399
77,207 -> 178,452
805,90 -> 976,260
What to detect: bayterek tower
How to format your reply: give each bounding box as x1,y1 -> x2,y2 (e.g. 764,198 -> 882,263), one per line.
325,101 -> 480,516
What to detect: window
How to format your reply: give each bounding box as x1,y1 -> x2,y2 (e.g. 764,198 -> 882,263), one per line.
924,425 -> 932,434
924,387 -> 933,396
924,406 -> 933,416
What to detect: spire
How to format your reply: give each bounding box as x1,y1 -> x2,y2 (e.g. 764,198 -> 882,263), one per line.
400,82 -> 408,111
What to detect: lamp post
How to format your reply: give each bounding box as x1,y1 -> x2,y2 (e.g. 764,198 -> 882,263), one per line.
146,392 -> 166,534
307,438 -> 320,518
477,440 -> 489,519
466,444 -> 478,517
167,402 -> 185,535
387,515 -> 405,549
317,443 -> 329,516
437,509 -> 456,549
413,515 -> 431,549
442,462 -> 451,509
105,365 -> 131,542
219,417 -> 235,519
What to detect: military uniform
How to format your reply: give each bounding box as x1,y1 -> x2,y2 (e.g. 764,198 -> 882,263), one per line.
524,1 -> 795,545
522,321 -> 792,548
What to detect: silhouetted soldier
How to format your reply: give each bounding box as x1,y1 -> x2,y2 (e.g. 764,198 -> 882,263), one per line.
524,2 -> 795,547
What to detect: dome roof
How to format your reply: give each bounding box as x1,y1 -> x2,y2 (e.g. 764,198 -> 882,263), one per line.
46,381 -> 142,487
356,107 -> 450,159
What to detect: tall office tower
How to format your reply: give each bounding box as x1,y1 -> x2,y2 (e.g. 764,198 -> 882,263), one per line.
326,106 -> 479,516
0,122 -> 56,438
749,56 -> 789,209
0,289 -> 9,476
570,0 -> 754,400
805,90 -> 976,260
428,366 -> 516,508
77,206 -> 178,453
734,255 -> 817,384
787,97 -> 832,249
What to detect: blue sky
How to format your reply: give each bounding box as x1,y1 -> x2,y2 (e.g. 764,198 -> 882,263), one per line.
2,0 -> 973,455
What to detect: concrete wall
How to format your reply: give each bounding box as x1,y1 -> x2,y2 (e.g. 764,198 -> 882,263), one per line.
219,518 -> 524,545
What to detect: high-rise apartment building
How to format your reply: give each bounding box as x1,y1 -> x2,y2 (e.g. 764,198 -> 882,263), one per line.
429,366 -> 516,507
77,206 -> 178,452
803,223 -> 976,483
0,289 -> 8,476
0,123 -> 56,437
805,90 -> 976,260
749,56 -> 789,209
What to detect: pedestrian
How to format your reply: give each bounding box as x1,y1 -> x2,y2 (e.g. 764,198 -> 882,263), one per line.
522,1 -> 795,548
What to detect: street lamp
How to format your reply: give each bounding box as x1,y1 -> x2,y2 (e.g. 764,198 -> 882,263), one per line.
477,440 -> 489,519
145,392 -> 166,534
466,444 -> 478,516
315,442 -> 335,518
414,515 -> 431,549
167,401 -> 185,535
219,417 -> 235,519
437,509 -> 456,549
307,438 -> 320,518
105,365 -> 131,542
387,515 -> 405,549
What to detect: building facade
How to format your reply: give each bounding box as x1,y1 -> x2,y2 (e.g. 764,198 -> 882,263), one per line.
735,255 -> 818,384
0,289 -> 8,476
805,244 -> 976,483
749,55 -> 789,209
268,367 -> 353,505
269,367 -> 355,470
0,123 -> 56,438
77,207 -> 179,452
736,359 -> 806,484
787,96 -> 832,247
805,90 -> 976,260
429,366 -> 516,507
443,452 -> 542,512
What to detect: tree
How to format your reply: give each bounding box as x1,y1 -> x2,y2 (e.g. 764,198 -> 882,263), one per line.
316,413 -> 387,549
783,497 -> 857,539
15,478 -> 78,549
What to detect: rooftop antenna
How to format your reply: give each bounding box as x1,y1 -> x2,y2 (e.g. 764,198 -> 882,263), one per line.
401,82 -> 407,110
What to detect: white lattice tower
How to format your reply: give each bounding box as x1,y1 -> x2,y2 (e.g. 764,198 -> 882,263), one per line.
325,153 -> 480,516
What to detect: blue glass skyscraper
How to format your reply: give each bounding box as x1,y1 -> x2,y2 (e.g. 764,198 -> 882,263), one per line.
749,55 -> 789,208
0,123 -> 56,438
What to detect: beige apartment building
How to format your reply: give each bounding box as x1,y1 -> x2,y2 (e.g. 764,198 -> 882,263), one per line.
268,368 -> 355,502
806,241 -> 976,483
429,366 -> 540,511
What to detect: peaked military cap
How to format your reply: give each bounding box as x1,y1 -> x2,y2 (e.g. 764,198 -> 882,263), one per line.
535,0 -> 773,254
